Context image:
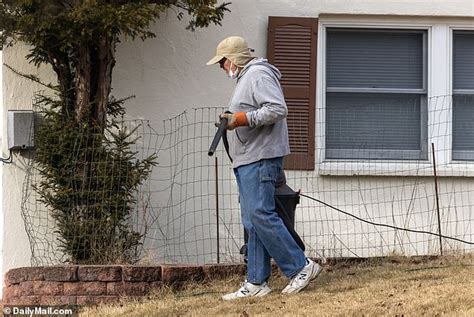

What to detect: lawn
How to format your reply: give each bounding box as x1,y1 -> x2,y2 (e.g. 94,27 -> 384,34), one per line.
80,254 -> 473,316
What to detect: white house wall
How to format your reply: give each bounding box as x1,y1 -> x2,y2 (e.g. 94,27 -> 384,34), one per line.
1,43 -> 57,298
2,0 -> 474,297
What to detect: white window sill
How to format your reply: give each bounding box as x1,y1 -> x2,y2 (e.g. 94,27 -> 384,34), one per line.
318,160 -> 474,177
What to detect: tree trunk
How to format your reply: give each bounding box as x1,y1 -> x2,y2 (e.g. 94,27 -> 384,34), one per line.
75,45 -> 91,123
93,37 -> 116,130
49,50 -> 75,116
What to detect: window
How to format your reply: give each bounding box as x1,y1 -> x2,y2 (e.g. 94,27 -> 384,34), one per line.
325,29 -> 428,160
452,31 -> 474,161
267,16 -> 474,174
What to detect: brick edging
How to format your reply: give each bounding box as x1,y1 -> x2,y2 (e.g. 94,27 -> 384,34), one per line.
2,263 -> 246,306
2,255 -> 441,306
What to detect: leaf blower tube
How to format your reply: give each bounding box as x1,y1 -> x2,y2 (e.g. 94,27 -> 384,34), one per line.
208,114 -> 229,157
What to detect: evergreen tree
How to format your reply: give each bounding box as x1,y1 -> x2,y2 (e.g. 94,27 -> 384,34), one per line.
1,0 -> 230,264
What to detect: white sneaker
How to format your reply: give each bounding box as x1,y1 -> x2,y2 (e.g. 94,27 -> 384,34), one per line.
222,281 -> 272,301
282,258 -> 322,294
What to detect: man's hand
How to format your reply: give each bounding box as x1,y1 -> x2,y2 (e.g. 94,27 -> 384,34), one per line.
220,112 -> 249,130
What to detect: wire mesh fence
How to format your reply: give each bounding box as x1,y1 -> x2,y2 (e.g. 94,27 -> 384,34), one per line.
21,96 -> 474,266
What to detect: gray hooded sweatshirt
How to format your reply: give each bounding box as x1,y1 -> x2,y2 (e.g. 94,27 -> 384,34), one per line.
228,58 -> 290,168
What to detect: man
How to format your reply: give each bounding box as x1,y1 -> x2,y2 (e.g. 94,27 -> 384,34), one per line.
206,36 -> 322,300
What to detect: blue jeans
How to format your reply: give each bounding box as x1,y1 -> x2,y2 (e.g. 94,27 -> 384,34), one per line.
234,157 -> 306,284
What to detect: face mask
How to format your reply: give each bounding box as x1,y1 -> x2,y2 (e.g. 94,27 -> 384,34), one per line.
227,62 -> 238,79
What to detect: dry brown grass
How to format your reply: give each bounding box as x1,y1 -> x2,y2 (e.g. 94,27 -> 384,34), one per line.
80,254 -> 474,317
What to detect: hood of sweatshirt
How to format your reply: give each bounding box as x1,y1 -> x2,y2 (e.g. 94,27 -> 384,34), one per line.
237,57 -> 282,81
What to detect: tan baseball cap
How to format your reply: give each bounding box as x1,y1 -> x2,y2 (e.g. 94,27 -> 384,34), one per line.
206,36 -> 254,67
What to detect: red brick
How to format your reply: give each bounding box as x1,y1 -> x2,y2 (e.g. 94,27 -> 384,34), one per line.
106,282 -> 121,295
4,267 -> 46,287
3,282 -> 35,299
39,295 -> 77,306
33,281 -> 63,296
161,266 -> 204,284
78,266 -> 122,282
3,286 -> 9,300
77,295 -> 119,305
64,282 -> 106,296
149,281 -> 163,292
43,266 -> 78,282
4,296 -> 41,306
3,287 -> 15,301
27,267 -> 45,281
106,281 -> 149,296
4,268 -> 30,286
3,295 -> 77,306
202,264 -> 246,279
122,266 -> 161,282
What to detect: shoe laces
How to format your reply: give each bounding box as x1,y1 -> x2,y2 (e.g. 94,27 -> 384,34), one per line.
238,281 -> 252,292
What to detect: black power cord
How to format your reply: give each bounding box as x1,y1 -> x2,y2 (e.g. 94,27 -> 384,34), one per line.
300,193 -> 474,245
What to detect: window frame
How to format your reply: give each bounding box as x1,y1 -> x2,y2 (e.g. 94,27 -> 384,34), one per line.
317,16 -> 474,177
319,21 -> 432,174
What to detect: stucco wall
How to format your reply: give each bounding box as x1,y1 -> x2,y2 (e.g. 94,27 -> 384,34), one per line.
2,0 -> 474,298
1,44 -> 57,298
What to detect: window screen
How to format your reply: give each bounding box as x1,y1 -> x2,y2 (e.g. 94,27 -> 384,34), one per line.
326,29 -> 427,160
452,31 -> 474,161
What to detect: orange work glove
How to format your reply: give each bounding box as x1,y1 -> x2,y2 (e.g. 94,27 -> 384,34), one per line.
220,112 -> 249,130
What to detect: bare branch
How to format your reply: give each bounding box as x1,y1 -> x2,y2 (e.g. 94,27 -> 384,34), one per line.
4,64 -> 59,92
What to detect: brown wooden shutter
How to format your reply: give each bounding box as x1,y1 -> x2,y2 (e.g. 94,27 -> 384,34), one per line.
267,16 -> 317,170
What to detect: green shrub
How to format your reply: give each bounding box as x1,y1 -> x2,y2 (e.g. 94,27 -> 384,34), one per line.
33,96 -> 156,264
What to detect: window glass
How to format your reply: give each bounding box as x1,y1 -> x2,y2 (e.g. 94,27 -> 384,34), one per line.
326,29 -> 427,160
452,31 -> 474,161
